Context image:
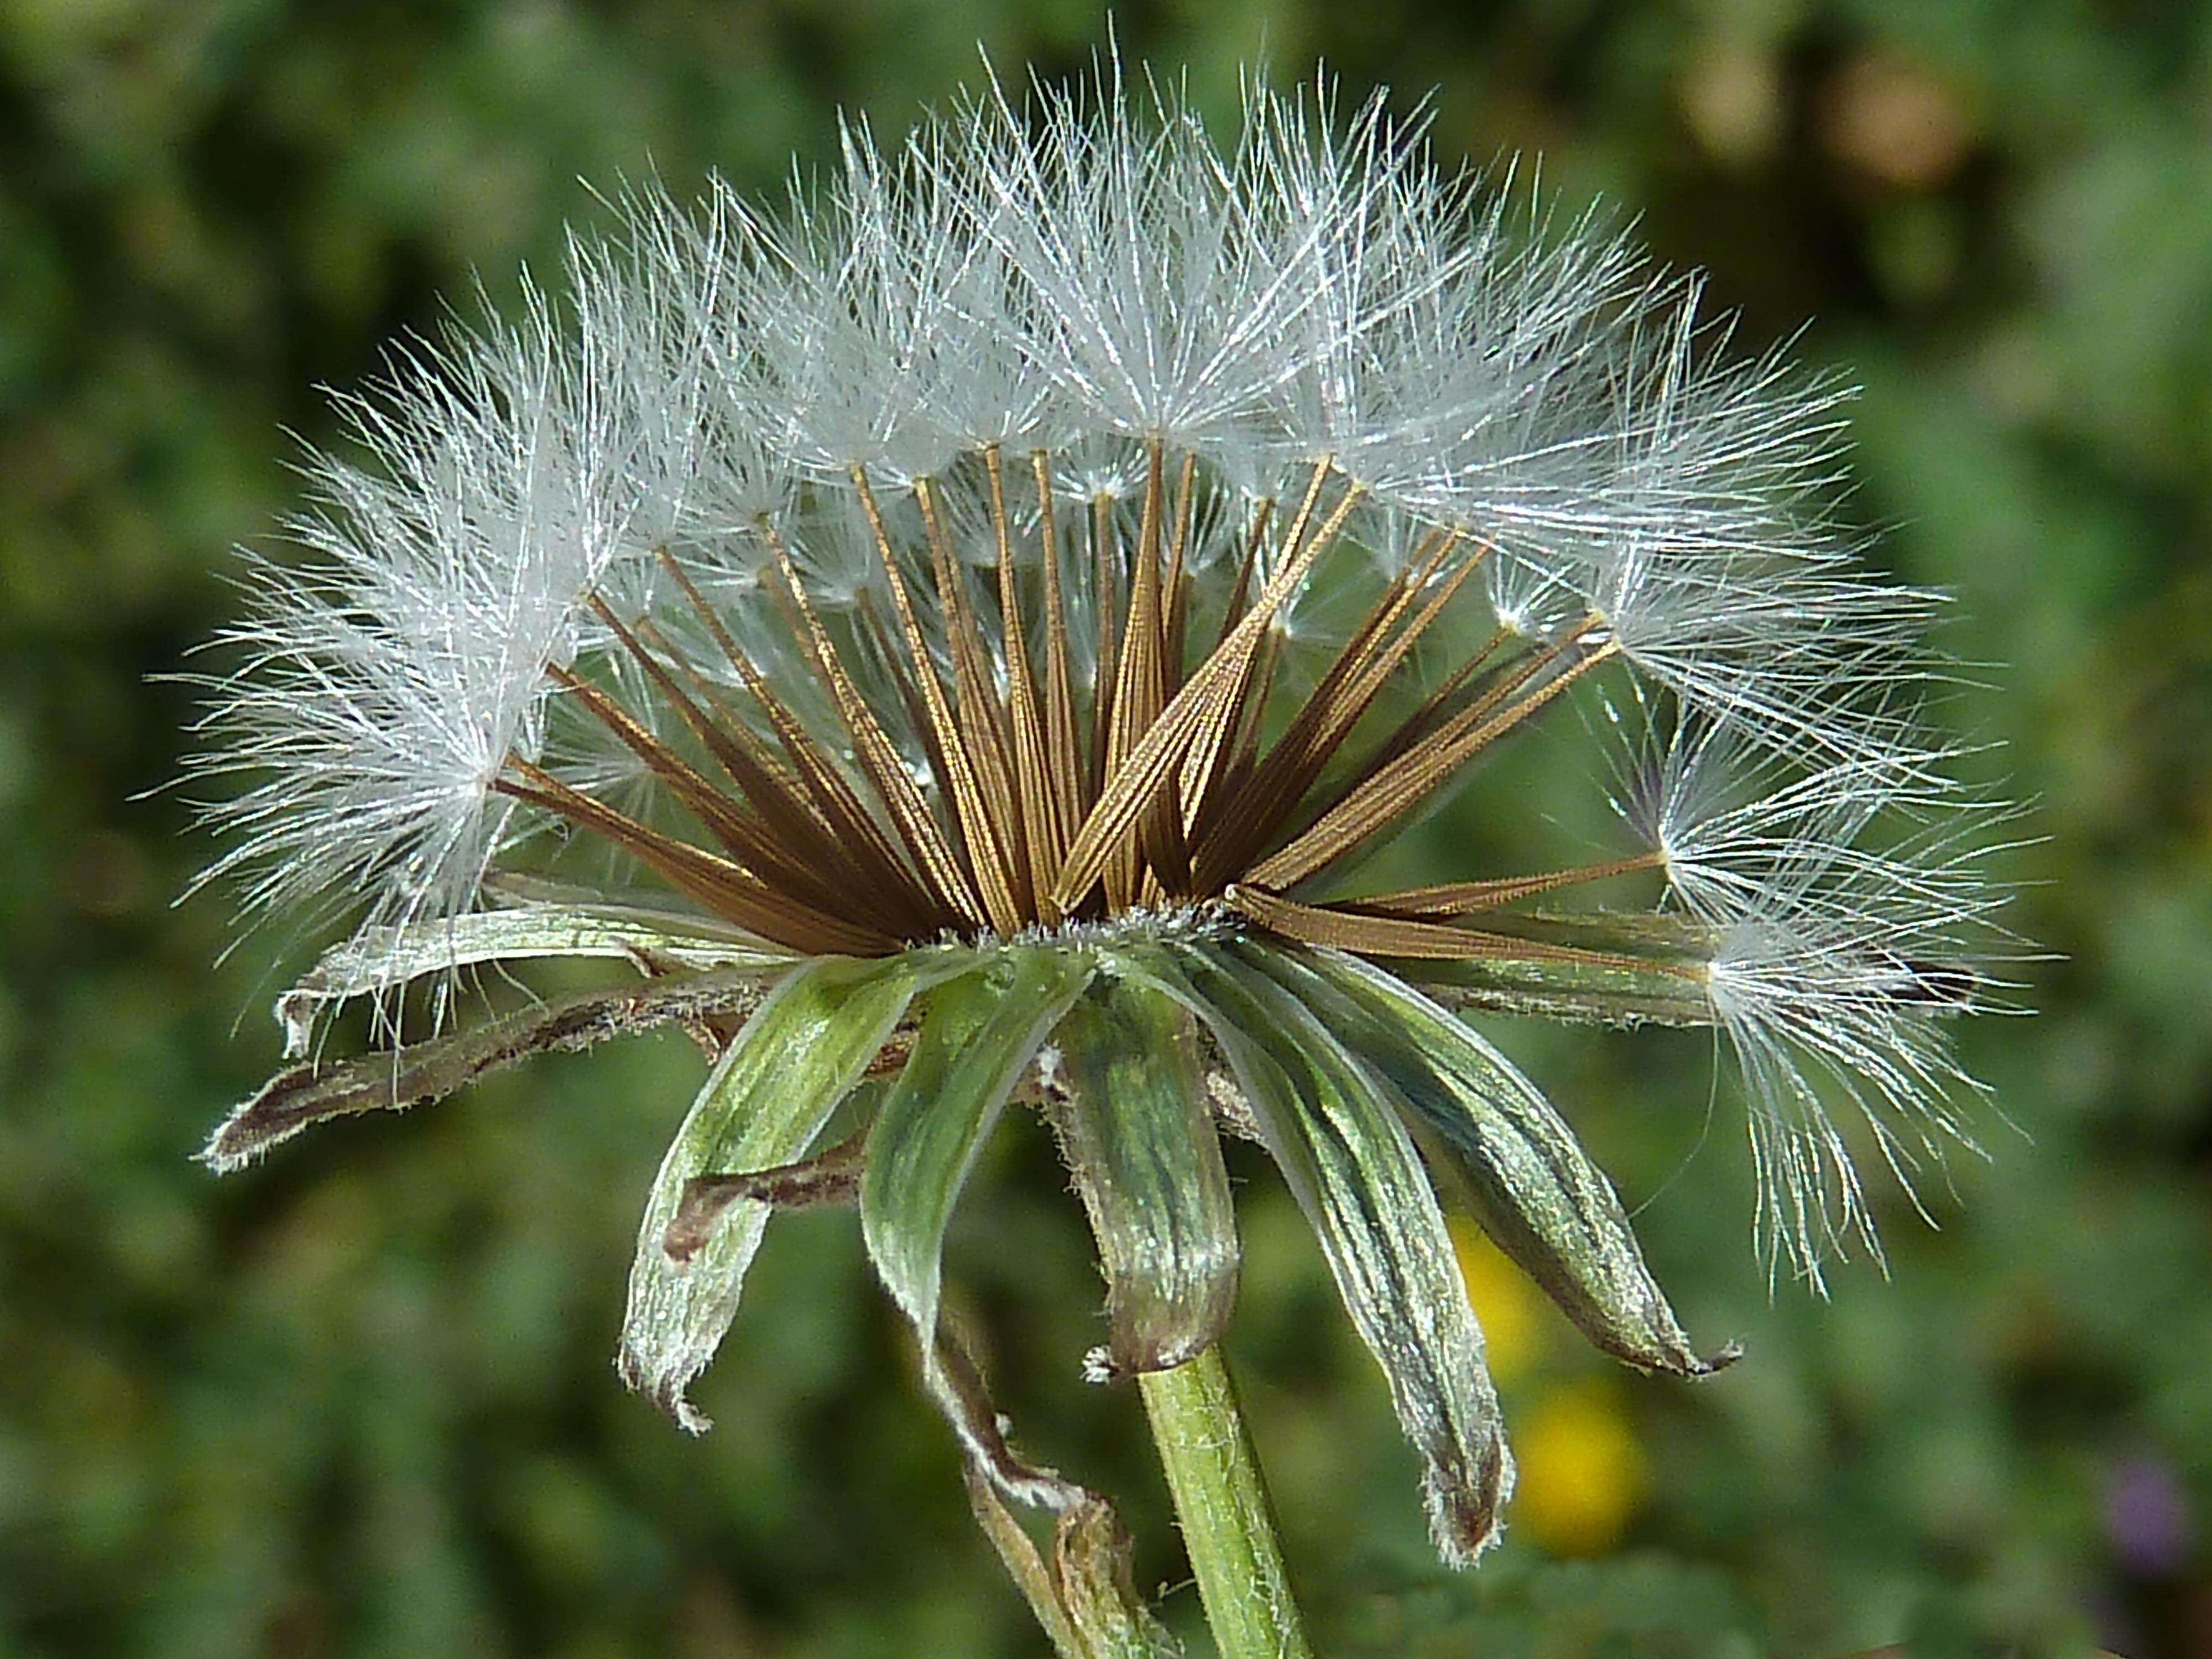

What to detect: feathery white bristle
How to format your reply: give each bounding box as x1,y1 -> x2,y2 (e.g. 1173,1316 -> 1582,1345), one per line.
1613,717 -> 2016,1280
186,293 -> 614,940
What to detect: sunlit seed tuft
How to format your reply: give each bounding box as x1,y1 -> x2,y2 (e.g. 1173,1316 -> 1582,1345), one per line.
189,44 -> 2022,1579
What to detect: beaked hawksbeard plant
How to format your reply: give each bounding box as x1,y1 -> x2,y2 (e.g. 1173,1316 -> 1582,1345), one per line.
186,56 -> 2016,1657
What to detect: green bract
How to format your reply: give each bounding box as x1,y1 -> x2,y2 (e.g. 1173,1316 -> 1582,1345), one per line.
207,902 -> 1733,1577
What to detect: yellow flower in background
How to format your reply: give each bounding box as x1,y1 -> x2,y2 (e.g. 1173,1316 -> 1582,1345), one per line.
1448,1214 -> 1546,1389
1450,1214 -> 1647,1554
1512,1378 -> 1648,1557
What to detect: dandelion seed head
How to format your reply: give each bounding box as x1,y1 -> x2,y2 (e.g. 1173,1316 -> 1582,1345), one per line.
191,46 -> 2016,1286
190,47 -> 2031,1592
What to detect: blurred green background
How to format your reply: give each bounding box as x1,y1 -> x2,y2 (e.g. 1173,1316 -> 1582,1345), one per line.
4,1 -> 2209,1655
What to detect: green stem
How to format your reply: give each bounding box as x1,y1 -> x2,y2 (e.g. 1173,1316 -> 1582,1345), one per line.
1137,1347 -> 1313,1659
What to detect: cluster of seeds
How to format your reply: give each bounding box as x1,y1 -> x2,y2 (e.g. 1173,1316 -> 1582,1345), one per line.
188,58 -> 2017,1578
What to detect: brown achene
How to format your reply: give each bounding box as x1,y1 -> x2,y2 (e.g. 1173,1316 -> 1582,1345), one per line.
494,446 -> 1662,971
